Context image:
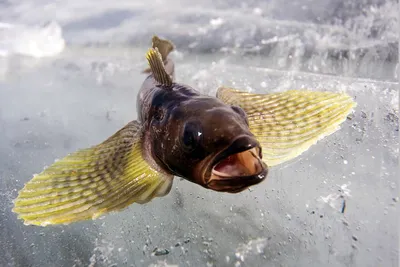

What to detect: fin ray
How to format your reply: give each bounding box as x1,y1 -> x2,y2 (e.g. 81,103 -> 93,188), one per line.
142,35 -> 174,74
13,121 -> 173,226
146,48 -> 173,86
217,87 -> 356,166
151,35 -> 174,61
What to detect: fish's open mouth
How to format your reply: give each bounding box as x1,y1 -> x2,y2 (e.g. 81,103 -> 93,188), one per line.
212,147 -> 262,178
207,136 -> 268,193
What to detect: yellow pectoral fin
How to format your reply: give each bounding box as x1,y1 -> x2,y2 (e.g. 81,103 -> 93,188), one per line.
217,87 -> 357,166
13,121 -> 173,226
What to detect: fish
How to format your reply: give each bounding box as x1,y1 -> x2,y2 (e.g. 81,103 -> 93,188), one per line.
12,35 -> 357,226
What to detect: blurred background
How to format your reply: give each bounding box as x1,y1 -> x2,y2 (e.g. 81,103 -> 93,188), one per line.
0,0 -> 398,266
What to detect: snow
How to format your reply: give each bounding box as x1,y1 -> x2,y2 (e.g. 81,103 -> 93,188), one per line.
0,21 -> 65,58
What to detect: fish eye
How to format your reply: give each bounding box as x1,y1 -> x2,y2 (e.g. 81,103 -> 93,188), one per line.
182,121 -> 202,151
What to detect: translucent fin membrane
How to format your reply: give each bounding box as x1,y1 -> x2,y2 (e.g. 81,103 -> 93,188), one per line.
217,87 -> 357,166
13,121 -> 173,226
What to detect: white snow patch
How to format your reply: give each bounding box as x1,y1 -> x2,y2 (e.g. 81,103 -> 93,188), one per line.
235,238 -> 267,263
209,18 -> 224,27
0,21 -> 65,58
149,261 -> 179,267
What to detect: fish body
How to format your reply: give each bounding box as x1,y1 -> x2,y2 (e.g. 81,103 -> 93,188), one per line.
12,36 -> 357,226
138,47 -> 267,192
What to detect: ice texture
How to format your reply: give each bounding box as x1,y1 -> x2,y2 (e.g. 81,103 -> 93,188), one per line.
0,21 -> 65,58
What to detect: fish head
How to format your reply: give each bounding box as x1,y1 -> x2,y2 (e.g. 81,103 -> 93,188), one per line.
149,93 -> 268,193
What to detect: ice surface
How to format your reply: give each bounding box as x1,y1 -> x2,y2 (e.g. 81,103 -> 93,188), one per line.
0,0 -> 398,266
0,21 -> 65,58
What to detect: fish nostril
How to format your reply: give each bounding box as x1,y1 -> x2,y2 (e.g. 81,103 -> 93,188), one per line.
231,105 -> 244,115
231,105 -> 249,125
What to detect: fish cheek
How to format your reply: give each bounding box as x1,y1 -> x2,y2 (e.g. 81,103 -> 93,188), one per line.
163,127 -> 207,180
149,119 -> 184,174
168,155 -> 199,180
164,129 -> 198,178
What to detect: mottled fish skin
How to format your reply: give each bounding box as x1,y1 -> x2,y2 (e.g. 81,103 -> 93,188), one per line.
11,35 -> 356,226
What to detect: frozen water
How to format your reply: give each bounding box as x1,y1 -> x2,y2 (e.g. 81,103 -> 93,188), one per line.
0,0 -> 398,266
0,21 -> 65,58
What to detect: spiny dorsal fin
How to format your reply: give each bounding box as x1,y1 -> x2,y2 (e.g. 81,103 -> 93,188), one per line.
152,35 -> 174,61
146,47 -> 173,86
142,35 -> 175,74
